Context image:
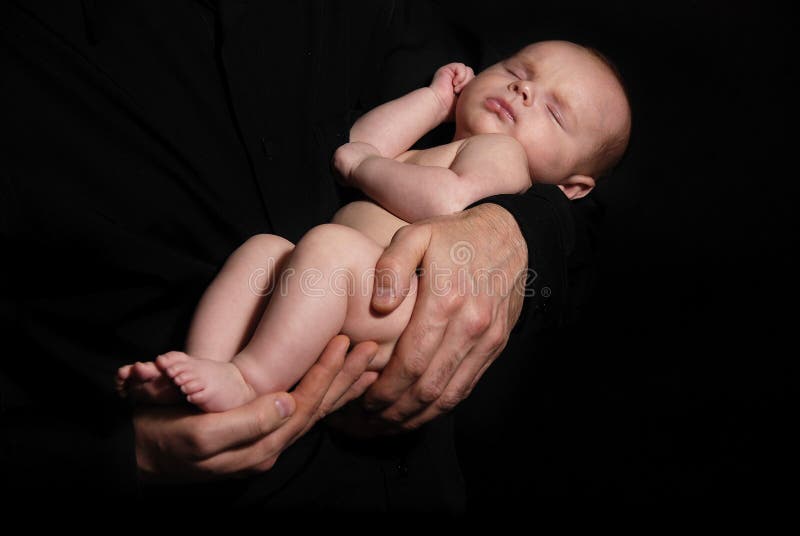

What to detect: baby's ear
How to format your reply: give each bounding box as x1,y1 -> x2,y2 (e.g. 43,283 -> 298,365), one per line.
558,174 -> 595,200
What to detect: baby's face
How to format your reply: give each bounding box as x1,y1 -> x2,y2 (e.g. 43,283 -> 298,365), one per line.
455,40 -> 629,185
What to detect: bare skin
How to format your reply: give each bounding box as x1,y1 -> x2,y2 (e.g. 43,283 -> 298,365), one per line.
120,41 -> 629,424
134,335 -> 378,480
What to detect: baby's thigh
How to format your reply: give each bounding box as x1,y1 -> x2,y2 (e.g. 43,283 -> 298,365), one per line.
332,230 -> 417,371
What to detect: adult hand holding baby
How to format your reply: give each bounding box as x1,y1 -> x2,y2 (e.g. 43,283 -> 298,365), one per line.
134,336 -> 378,480
364,203 -> 527,430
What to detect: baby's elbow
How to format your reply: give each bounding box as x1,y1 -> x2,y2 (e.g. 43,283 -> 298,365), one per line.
430,189 -> 470,216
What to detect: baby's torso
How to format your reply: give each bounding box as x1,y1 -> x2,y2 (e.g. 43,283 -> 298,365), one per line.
396,139 -> 467,168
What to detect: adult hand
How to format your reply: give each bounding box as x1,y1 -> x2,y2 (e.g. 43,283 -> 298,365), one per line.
364,203 -> 528,430
134,335 -> 378,481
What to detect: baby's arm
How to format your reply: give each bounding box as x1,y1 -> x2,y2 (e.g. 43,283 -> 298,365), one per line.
338,63 -> 473,167
342,134 -> 532,222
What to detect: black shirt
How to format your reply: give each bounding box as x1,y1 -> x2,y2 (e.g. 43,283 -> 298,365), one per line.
0,0 -> 576,509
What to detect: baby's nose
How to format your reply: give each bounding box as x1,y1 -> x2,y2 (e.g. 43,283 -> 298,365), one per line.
509,80 -> 533,104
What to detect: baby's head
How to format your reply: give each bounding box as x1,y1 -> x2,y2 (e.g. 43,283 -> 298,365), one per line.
455,40 -> 631,199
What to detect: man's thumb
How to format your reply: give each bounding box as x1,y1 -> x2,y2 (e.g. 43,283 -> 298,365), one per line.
372,224 -> 431,314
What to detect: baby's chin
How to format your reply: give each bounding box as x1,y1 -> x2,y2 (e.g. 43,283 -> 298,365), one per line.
456,115 -> 506,139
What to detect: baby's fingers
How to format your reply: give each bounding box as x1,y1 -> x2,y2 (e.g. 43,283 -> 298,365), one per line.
454,66 -> 475,93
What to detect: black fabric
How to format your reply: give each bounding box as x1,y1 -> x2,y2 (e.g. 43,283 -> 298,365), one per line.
0,0 -> 577,508
471,185 -> 576,334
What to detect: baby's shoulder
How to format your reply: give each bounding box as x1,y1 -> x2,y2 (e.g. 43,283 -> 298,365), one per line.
453,133 -> 528,171
450,133 -> 531,190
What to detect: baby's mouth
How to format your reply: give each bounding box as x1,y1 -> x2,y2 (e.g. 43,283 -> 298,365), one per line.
485,97 -> 515,122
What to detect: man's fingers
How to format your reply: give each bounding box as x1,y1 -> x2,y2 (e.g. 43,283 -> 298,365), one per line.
364,292 -> 447,410
376,318 -> 467,422
192,335 -> 349,459
407,307 -> 508,430
399,340 -> 505,431
194,335 -> 352,473
318,340 -> 379,416
339,371 -> 380,409
372,224 -> 431,314
378,296 -> 509,426
184,391 -> 295,459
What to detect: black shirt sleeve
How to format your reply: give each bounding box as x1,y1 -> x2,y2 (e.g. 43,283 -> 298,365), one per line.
470,185 -> 577,334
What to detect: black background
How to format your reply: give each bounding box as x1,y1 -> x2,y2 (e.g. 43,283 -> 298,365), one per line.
445,1 -> 796,505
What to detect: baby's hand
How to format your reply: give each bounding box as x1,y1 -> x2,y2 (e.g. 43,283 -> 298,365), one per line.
333,141 -> 381,186
429,63 -> 475,121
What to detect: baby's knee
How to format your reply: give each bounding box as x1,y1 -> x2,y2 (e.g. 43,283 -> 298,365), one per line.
230,234 -> 295,268
241,234 -> 295,254
295,223 -> 381,268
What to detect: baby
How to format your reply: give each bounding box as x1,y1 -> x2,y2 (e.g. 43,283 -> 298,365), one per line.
118,40 -> 631,412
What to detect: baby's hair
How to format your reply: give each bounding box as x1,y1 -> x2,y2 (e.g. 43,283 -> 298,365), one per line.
583,46 -> 632,179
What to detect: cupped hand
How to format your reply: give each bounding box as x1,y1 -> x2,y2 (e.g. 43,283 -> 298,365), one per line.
363,203 -> 528,430
134,335 -> 378,481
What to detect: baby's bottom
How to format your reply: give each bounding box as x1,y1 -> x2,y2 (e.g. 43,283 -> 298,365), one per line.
120,224 -> 416,412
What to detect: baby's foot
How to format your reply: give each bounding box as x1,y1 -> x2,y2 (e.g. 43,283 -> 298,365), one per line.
156,351 -> 256,413
116,361 -> 182,404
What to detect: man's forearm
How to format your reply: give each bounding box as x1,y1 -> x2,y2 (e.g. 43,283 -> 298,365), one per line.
350,88 -> 447,159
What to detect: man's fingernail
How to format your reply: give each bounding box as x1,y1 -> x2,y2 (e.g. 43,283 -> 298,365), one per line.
275,397 -> 292,418
375,286 -> 395,299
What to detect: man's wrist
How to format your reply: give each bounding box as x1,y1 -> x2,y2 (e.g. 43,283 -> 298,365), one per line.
469,203 -> 528,268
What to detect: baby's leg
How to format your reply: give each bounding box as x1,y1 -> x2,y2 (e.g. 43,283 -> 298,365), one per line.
118,234 -> 294,404
165,223 -> 416,413
185,234 -> 295,361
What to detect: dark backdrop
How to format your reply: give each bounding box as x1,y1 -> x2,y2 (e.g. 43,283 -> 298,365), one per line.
444,0 -> 796,505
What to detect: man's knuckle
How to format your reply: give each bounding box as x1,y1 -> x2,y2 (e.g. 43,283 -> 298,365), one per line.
487,326 -> 508,351
464,308 -> 492,337
416,380 -> 444,404
437,291 -> 465,316
252,409 -> 273,437
436,392 -> 463,413
316,404 -> 331,420
401,354 -> 428,380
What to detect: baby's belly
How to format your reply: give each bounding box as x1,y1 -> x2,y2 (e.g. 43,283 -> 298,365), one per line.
340,273 -> 418,371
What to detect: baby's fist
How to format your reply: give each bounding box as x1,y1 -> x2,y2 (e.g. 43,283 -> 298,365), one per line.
430,63 -> 475,120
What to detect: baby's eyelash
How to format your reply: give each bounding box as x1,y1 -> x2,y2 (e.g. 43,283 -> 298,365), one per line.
547,106 -> 563,127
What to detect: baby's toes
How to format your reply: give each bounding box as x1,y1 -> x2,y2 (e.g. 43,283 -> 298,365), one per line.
180,380 -> 205,395
186,389 -> 212,406
173,371 -> 196,387
117,364 -> 133,382
131,361 -> 161,381
155,351 -> 190,371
